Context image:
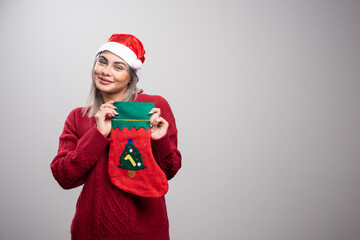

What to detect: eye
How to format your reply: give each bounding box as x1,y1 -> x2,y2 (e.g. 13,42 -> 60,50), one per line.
98,60 -> 106,65
114,65 -> 124,71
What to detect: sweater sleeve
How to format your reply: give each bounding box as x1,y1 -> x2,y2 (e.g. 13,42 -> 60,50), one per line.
50,109 -> 110,189
151,97 -> 182,180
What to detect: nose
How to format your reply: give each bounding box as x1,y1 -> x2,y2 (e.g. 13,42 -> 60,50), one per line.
101,65 -> 111,76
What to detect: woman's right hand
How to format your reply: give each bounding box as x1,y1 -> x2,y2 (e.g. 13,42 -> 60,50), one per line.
95,100 -> 118,137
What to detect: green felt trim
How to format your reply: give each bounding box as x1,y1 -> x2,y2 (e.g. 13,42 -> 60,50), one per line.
111,102 -> 155,130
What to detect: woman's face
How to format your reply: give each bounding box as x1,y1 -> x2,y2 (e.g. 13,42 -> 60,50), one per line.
93,51 -> 131,99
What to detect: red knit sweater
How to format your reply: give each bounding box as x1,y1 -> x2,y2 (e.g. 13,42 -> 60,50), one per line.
51,94 -> 181,240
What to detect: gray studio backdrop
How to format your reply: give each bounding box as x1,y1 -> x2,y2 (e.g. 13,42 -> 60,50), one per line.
0,0 -> 359,239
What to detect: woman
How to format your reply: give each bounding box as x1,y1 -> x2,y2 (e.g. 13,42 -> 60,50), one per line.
51,34 -> 181,240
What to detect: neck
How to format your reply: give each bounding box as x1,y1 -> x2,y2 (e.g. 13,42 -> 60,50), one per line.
101,88 -> 128,103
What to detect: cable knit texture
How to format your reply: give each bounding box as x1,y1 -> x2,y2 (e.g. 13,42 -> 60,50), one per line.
51,94 -> 181,240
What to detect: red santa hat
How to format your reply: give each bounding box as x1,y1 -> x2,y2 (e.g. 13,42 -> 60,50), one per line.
96,34 -> 145,78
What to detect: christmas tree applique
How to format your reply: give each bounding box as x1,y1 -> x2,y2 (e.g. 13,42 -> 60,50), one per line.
118,138 -> 146,178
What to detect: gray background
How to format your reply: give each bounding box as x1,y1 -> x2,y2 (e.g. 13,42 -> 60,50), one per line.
0,0 -> 359,239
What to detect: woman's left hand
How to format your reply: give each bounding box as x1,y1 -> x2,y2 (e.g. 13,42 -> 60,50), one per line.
149,108 -> 169,140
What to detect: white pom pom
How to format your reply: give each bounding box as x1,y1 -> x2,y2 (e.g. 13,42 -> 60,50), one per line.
131,59 -> 142,70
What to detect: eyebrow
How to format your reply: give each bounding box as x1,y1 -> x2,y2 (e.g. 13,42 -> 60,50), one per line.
99,55 -> 127,66
114,61 -> 127,66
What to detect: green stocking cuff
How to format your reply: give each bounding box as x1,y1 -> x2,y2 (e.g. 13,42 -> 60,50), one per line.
111,102 -> 155,130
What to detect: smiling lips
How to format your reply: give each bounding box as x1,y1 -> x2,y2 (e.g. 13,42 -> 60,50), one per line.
98,77 -> 114,85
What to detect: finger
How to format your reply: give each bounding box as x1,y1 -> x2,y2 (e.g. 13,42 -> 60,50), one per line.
149,108 -> 161,116
106,108 -> 119,117
104,99 -> 115,105
100,108 -> 118,119
155,117 -> 168,128
100,106 -> 118,114
150,117 -> 168,133
149,114 -> 160,127
101,102 -> 116,110
100,99 -> 116,108
149,108 -> 161,126
150,117 -> 169,138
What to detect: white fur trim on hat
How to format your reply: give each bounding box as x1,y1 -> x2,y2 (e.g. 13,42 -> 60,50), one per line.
131,59 -> 143,70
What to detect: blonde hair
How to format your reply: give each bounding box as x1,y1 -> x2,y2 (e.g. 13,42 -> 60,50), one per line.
82,53 -> 143,117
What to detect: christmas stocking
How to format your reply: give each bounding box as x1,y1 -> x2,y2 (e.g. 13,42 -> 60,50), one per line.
108,102 -> 168,198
